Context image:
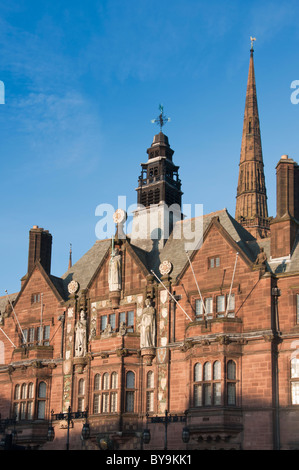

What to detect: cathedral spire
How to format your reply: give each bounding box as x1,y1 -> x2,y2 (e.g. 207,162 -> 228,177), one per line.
235,41 -> 269,238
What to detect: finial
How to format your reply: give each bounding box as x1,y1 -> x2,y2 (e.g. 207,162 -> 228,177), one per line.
250,36 -> 256,51
151,104 -> 171,133
68,243 -> 72,269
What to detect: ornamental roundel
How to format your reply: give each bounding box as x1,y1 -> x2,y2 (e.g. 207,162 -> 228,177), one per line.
113,209 -> 127,224
159,260 -> 172,276
68,280 -> 79,294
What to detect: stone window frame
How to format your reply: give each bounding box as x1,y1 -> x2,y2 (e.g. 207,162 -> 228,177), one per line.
193,359 -> 238,407
13,381 -> 35,421
99,309 -> 135,334
21,324 -> 51,347
92,371 -> 119,415
125,370 -> 136,413
194,292 -> 236,321
290,357 -> 299,405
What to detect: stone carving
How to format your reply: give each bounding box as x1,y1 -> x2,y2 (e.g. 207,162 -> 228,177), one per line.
140,298 -> 156,349
75,310 -> 87,357
108,248 -> 122,292
254,247 -> 267,266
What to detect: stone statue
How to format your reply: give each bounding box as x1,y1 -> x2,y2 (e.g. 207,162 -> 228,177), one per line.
75,310 -> 87,357
254,247 -> 267,266
140,298 -> 156,349
108,248 -> 122,291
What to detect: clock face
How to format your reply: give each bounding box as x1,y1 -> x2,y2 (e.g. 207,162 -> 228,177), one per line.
113,209 -> 127,224
159,260 -> 172,276
68,280 -> 79,294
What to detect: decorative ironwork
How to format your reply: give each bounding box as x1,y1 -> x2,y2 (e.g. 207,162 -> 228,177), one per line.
151,105 -> 171,132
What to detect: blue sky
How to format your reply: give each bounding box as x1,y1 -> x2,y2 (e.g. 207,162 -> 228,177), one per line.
1,0 -> 299,295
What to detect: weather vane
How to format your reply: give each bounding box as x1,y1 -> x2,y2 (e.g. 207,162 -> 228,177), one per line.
250,36 -> 256,50
151,104 -> 171,132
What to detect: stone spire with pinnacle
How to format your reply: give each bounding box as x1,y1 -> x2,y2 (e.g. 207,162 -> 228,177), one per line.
235,39 -> 269,238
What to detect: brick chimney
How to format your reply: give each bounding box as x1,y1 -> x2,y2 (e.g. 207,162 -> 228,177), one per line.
27,225 -> 52,275
270,155 -> 299,258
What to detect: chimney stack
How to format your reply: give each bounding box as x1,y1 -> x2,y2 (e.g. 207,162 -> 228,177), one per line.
27,225 -> 52,275
270,155 -> 299,258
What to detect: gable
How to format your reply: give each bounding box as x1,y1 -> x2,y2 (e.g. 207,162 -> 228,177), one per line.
88,240 -> 149,297
178,219 -> 253,289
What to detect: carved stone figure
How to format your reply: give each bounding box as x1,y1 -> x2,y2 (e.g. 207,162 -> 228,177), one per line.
140,298 -> 156,349
108,248 -> 122,291
254,247 -> 267,266
75,310 -> 87,357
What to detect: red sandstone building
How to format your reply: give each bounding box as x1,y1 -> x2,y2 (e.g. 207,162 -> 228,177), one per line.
1,46 -> 299,451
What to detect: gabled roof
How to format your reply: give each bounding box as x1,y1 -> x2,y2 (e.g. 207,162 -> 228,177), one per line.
61,239 -> 111,295
12,260 -> 66,309
157,209 -> 257,282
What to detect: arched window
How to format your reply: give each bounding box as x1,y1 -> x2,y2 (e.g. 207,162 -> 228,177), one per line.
111,372 -> 118,389
125,371 -> 135,412
103,373 -> 109,390
94,374 -> 101,391
291,357 -> 299,405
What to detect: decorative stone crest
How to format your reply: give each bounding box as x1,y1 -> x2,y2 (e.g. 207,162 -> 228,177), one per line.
68,280 -> 79,295
159,260 -> 172,276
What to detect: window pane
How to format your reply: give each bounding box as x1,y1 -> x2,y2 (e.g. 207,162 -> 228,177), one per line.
213,361 -> 221,380
109,313 -> 116,329
14,384 -> 20,400
38,382 -> 46,398
227,383 -> 236,405
194,363 -> 202,382
22,329 -> 28,344
127,311 -> 134,332
291,358 -> 299,378
195,299 -> 203,317
210,258 -> 214,268
20,402 -> 26,420
44,325 -> 50,342
111,392 -> 118,412
204,362 -> 211,381
78,397 -> 84,412
205,298 -> 213,315
194,384 -> 202,407
227,361 -> 236,380
28,383 -> 34,398
119,312 -> 126,325
292,382 -> 299,405
101,315 -> 107,331
227,294 -> 235,311
146,391 -> 154,412
126,391 -> 135,412
216,296 -> 225,313
29,328 -> 35,343
27,401 -> 33,420
126,371 -> 135,389
94,374 -> 100,390
13,403 -> 20,421
111,372 -> 118,389
93,394 -> 100,414
203,384 -> 211,405
213,382 -> 221,405
102,393 -> 109,413
215,257 -> 220,267
21,384 -> 27,399
78,379 -> 85,395
103,373 -> 109,390
147,371 -> 154,388
37,401 -> 46,419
